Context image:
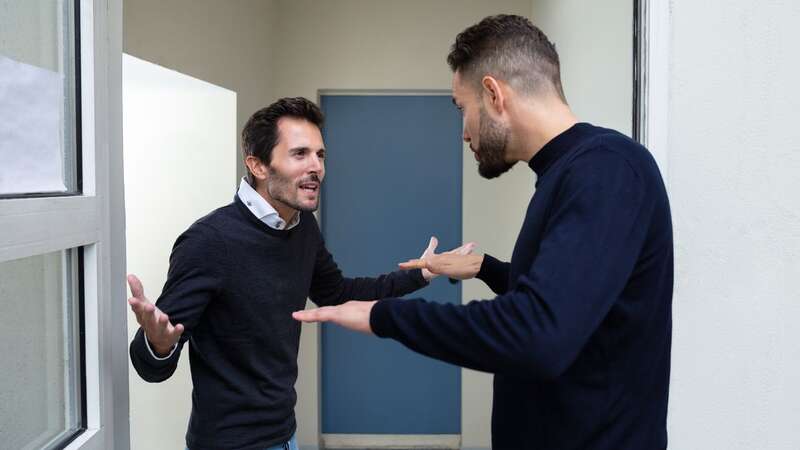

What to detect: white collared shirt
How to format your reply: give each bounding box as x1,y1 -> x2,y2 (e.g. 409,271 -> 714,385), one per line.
144,177 -> 301,361
236,177 -> 300,230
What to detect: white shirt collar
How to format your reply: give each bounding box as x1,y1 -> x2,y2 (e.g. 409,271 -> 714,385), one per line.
237,177 -> 300,230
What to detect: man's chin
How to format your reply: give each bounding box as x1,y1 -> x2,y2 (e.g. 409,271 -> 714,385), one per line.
295,200 -> 320,213
478,161 -> 514,179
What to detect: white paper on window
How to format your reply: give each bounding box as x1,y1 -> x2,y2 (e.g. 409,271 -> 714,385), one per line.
0,54 -> 67,195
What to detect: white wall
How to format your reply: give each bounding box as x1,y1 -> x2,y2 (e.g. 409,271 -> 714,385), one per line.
124,0 -> 275,185
530,0 -> 633,136
666,1 -> 800,449
123,54 -> 236,450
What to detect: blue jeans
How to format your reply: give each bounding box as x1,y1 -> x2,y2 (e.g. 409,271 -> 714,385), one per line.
266,434 -> 299,450
186,433 -> 298,450
266,433 -> 298,450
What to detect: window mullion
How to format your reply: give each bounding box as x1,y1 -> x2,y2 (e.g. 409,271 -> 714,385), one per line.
0,196 -> 99,263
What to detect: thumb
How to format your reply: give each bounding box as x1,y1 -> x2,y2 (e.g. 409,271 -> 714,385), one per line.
424,236 -> 439,257
127,274 -> 145,299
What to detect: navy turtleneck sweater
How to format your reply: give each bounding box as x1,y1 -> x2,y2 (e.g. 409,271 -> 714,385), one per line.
371,123 -> 673,450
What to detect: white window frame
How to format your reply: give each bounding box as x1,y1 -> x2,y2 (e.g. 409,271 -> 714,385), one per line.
0,1 -> 128,449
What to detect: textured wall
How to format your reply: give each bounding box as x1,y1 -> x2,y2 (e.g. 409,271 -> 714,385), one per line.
124,0 -> 275,187
667,1 -> 800,448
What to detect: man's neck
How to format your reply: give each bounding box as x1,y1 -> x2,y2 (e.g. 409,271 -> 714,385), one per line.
254,184 -> 298,223
509,99 -> 579,164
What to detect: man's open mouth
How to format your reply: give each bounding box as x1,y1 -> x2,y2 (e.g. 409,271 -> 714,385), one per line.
299,182 -> 319,193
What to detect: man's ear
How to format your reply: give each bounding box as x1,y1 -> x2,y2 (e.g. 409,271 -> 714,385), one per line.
481,75 -> 506,115
245,155 -> 268,183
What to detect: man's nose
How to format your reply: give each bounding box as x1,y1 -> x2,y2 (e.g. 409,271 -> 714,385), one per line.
308,154 -> 323,172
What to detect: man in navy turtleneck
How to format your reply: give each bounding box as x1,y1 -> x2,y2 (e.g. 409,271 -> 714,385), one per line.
294,15 -> 674,450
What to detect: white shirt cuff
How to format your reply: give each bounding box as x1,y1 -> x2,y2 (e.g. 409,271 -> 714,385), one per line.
144,332 -> 177,360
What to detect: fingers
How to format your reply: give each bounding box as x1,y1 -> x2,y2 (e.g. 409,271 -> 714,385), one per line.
292,305 -> 349,323
127,296 -> 144,310
142,303 -> 159,330
148,309 -> 183,344
127,274 -> 145,299
164,318 -> 185,342
126,274 -> 150,320
457,242 -> 477,255
127,296 -> 150,324
399,259 -> 428,270
125,278 -> 184,347
292,310 -> 314,322
293,306 -> 334,323
448,241 -> 477,255
157,310 -> 170,327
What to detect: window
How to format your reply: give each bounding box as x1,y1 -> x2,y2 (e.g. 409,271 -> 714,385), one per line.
0,1 -> 128,449
0,249 -> 83,449
0,0 -> 79,197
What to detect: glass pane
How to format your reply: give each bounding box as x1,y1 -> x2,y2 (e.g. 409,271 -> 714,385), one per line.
0,249 -> 83,449
0,0 -> 78,196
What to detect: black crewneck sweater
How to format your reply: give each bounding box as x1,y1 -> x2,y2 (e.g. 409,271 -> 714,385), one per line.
130,195 -> 427,450
371,123 -> 673,450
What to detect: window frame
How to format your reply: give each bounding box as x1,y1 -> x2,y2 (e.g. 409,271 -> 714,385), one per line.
0,1 -> 128,449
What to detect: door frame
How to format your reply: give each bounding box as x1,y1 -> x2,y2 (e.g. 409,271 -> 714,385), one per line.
634,0 -> 671,183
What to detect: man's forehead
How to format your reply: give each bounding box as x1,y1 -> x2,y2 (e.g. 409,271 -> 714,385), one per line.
278,117 -> 325,151
278,117 -> 322,141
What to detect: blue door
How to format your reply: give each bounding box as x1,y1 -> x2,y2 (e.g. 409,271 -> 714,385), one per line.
320,94 -> 462,435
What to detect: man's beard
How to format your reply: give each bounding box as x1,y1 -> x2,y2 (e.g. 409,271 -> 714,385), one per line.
476,106 -> 514,179
266,166 -> 320,212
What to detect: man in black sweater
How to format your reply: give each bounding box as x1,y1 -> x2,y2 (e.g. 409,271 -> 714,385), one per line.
294,15 -> 673,450
127,97 -> 472,450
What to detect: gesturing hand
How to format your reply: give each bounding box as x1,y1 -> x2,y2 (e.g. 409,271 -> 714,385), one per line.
402,236 -> 481,280
127,274 -> 184,356
292,300 -> 376,334
415,236 -> 477,281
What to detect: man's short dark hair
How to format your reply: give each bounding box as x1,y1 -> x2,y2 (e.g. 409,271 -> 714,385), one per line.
447,14 -> 566,101
241,97 -> 324,185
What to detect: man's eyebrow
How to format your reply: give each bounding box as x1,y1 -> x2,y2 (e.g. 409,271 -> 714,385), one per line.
289,146 -> 326,153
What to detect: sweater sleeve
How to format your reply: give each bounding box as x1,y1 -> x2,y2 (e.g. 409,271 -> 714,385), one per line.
129,223 -> 227,382
369,149 -> 652,379
476,253 -> 511,294
308,226 -> 428,307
